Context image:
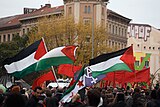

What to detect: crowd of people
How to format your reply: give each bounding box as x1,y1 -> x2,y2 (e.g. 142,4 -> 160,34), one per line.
0,83 -> 160,107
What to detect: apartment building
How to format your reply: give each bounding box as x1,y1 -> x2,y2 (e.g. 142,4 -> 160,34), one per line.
0,0 -> 130,51
127,23 -> 160,82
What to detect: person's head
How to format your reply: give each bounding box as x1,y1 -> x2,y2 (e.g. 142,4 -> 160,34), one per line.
116,92 -> 125,102
34,86 -> 42,98
4,93 -> 26,107
150,89 -> 157,99
11,85 -> 21,93
87,89 -> 101,107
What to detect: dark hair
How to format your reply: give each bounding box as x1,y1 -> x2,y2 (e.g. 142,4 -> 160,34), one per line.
116,93 -> 125,102
150,90 -> 157,99
34,86 -> 42,92
87,89 -> 101,106
4,93 -> 26,107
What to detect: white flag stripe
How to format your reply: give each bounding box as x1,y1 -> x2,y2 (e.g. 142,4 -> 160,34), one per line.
39,46 -> 66,60
89,55 -> 124,71
4,52 -> 37,74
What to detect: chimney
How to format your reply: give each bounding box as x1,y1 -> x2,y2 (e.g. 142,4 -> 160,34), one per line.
45,4 -> 51,8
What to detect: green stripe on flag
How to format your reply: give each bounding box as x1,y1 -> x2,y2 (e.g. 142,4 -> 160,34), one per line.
11,63 -> 38,78
36,56 -> 73,71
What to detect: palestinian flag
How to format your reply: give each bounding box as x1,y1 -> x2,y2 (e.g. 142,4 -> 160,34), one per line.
35,46 -> 77,71
3,39 -> 47,78
89,46 -> 135,78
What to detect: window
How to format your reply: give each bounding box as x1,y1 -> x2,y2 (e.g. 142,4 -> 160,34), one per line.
68,7 -> 72,14
109,24 -> 111,33
149,47 -> 151,49
115,26 -> 117,35
3,35 -> 6,42
23,29 -> 25,35
109,40 -> 111,46
8,34 -> 10,41
144,46 -> 146,49
27,28 -> 29,33
84,6 -> 87,13
135,61 -> 139,66
137,44 -> 139,47
88,6 -> 91,13
112,25 -> 114,34
119,27 -> 121,35
102,7 -> 104,15
17,33 -> 19,36
145,61 -> 149,67
122,28 -> 124,36
153,47 -> 155,50
84,19 -> 90,25
112,41 -> 114,46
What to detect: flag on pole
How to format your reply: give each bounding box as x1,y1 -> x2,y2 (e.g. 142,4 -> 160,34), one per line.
58,64 -> 82,77
35,46 -> 77,71
60,66 -> 105,103
32,71 -> 55,90
3,39 -> 47,78
89,46 -> 135,78
60,46 -> 134,103
60,66 -> 86,103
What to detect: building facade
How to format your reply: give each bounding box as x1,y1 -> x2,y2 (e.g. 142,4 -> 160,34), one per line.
0,0 -> 130,52
127,23 -> 160,83
107,9 -> 131,50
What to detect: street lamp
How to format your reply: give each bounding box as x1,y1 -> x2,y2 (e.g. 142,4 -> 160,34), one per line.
91,4 -> 95,59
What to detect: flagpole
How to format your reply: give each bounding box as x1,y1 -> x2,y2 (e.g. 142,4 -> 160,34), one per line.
42,37 -> 59,87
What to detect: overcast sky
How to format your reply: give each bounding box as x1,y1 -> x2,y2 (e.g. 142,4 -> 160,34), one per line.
0,0 -> 160,28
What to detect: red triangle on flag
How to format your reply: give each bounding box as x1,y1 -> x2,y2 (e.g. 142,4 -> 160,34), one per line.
61,46 -> 77,61
34,40 -> 47,60
120,45 -> 135,71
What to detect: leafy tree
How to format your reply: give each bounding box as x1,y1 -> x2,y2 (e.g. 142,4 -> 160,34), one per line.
28,16 -> 111,66
0,34 -> 28,76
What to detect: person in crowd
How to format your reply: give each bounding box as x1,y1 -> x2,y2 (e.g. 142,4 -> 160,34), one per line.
145,90 -> 158,107
47,87 -> 64,107
86,88 -> 101,107
112,92 -> 128,107
132,87 -> 146,107
25,86 -> 43,107
3,92 -> 26,107
69,93 -> 83,107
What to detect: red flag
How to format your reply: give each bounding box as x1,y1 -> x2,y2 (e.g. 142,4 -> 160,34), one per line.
103,68 -> 150,84
32,71 -> 55,90
58,64 -> 82,77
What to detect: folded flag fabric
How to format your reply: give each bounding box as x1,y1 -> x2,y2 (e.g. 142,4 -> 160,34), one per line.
35,46 -> 77,71
3,39 -> 47,78
60,66 -> 86,103
58,64 -> 82,77
89,46 -> 135,78
32,71 -> 55,90
60,66 -> 105,103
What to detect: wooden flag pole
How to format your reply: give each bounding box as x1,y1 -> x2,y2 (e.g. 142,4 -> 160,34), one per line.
42,37 -> 59,87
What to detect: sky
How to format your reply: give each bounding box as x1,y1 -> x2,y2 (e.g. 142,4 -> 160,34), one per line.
0,0 -> 160,28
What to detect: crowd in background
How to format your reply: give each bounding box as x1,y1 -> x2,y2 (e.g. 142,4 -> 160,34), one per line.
0,83 -> 160,107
